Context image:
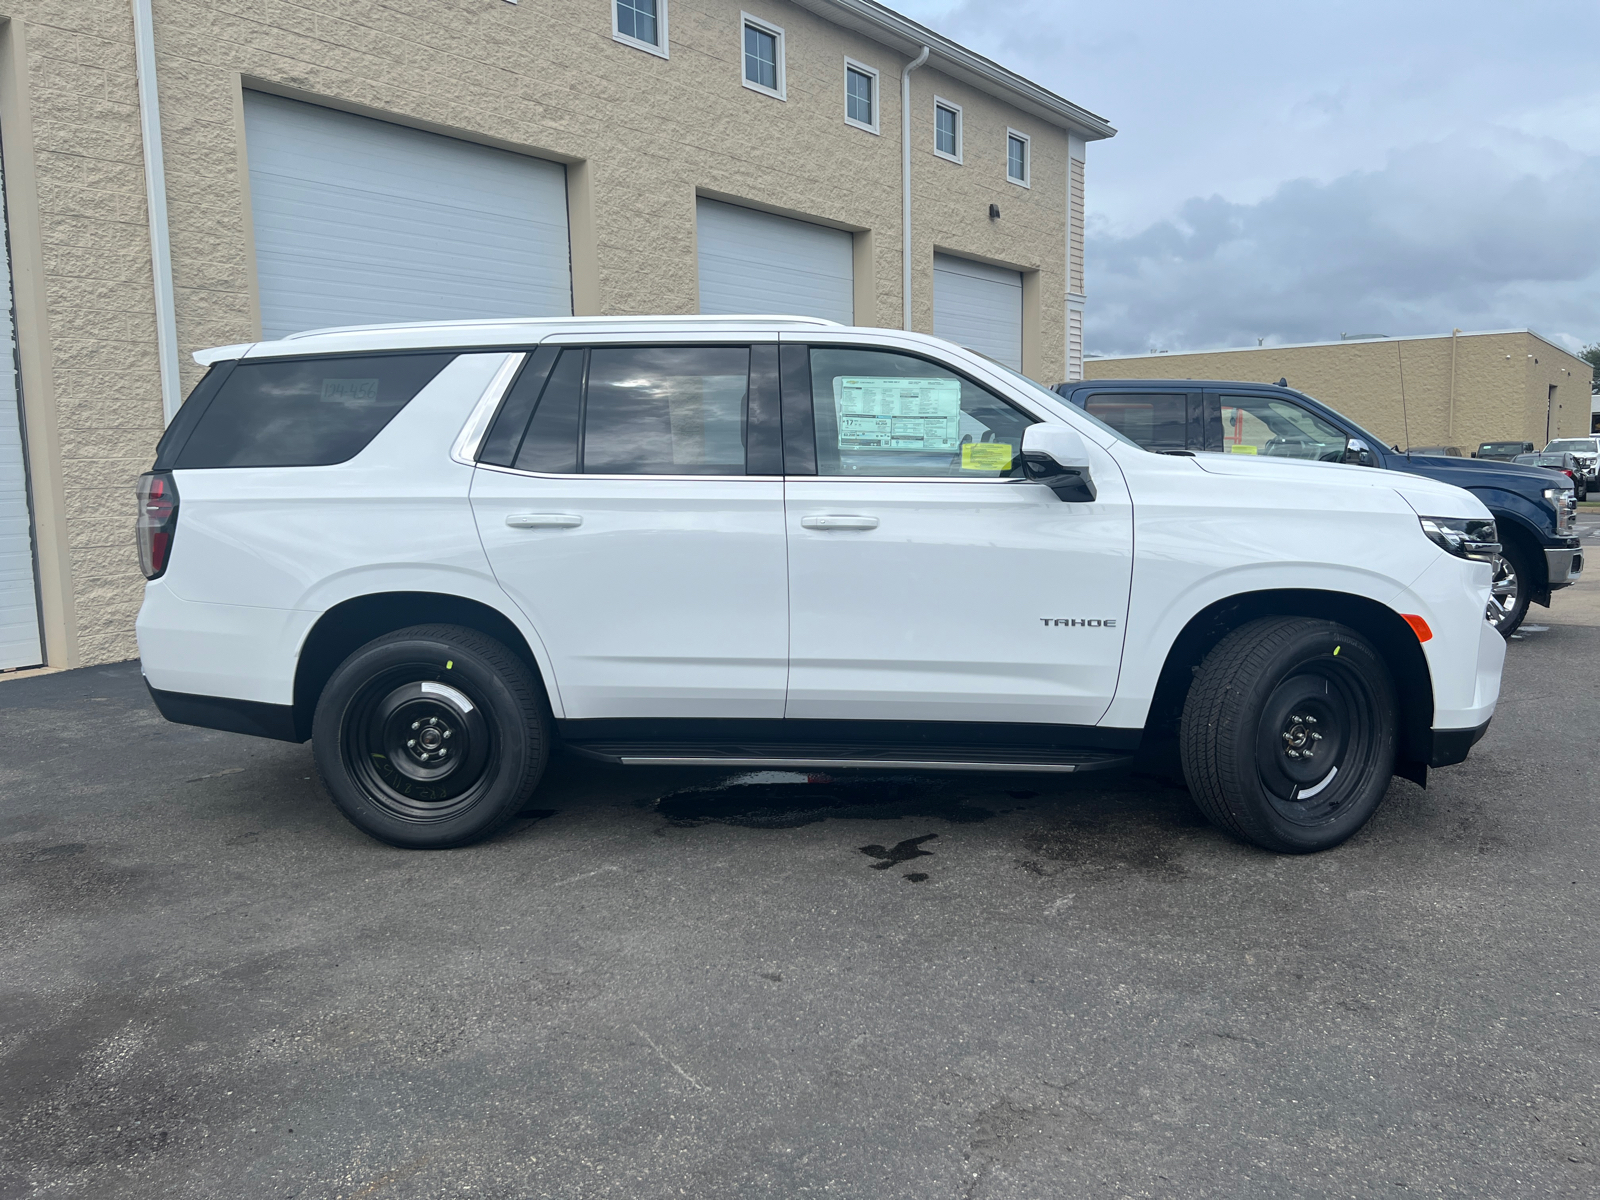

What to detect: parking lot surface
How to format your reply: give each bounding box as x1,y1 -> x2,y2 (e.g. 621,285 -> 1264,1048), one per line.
4,607 -> 1600,1198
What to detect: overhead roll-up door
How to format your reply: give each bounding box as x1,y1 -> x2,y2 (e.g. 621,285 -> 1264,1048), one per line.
696,198 -> 853,324
244,92 -> 573,339
933,253 -> 1023,370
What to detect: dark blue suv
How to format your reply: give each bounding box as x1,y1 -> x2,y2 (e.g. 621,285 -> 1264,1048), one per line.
1055,379 -> 1582,636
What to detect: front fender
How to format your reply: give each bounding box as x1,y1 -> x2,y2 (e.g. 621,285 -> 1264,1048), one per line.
1100,561 -> 1417,727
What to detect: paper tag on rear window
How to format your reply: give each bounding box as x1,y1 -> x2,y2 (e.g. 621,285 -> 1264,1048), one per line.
961,442 -> 1014,470
1228,443 -> 1258,455
322,378 -> 380,407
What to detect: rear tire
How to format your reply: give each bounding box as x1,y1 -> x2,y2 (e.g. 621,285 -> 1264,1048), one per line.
312,624 -> 549,849
1180,617 -> 1397,854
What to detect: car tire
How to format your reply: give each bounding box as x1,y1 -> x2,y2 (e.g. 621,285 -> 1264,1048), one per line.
1487,538 -> 1536,639
312,624 -> 550,849
1179,617 -> 1397,854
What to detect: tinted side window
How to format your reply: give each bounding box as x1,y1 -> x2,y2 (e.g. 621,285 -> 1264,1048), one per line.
512,348 -> 584,474
1083,392 -> 1187,450
582,346 -> 749,475
809,347 -> 1035,478
173,353 -> 454,469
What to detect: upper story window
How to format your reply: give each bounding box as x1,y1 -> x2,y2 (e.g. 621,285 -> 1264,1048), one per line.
742,15 -> 785,99
614,0 -> 668,57
844,60 -> 879,134
934,99 -> 961,162
1006,130 -> 1030,186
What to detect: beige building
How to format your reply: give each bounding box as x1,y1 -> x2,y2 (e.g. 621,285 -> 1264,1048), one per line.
1086,329 -> 1592,456
0,0 -> 1113,672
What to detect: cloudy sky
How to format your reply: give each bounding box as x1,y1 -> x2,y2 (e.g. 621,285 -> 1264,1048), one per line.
891,0 -> 1600,358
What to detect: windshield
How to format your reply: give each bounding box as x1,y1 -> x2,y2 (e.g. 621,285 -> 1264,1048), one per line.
1546,440 -> 1595,453
1481,442 -> 1528,454
991,364 -> 1142,448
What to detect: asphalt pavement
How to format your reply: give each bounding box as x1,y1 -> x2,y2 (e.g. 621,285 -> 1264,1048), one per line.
3,610 -> 1599,1198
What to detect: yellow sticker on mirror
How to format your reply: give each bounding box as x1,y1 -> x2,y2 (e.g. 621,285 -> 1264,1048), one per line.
1228,444 -> 1258,454
961,442 -> 1014,470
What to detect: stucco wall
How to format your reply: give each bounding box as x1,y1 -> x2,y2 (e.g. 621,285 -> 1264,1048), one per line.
1,0 -> 1088,666
1085,332 -> 1593,453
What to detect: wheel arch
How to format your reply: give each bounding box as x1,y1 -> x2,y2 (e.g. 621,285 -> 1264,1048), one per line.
1487,509 -> 1551,606
292,592 -> 548,741
1143,589 -> 1434,784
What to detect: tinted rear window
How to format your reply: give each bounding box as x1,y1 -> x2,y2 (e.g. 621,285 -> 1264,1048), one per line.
173,353 -> 455,468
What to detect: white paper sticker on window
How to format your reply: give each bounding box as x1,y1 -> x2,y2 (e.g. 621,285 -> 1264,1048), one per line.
322,378 -> 380,406
834,377 -> 962,451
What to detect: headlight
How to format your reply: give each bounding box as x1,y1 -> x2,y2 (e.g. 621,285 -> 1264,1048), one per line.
1419,516 -> 1500,563
1544,486 -> 1577,534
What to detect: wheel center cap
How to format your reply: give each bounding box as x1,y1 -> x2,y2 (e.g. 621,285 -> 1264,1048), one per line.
419,727 -> 443,750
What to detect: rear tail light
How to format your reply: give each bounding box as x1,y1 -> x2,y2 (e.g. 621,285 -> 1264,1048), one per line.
137,471 -> 179,579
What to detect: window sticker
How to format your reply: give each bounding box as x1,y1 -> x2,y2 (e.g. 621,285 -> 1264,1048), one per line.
1228,443 -> 1258,454
322,377 -> 380,407
961,442 -> 1014,470
834,376 -> 962,451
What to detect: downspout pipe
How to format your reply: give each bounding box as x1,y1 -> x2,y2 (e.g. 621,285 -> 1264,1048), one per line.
901,44 -> 929,331
131,0 -> 181,423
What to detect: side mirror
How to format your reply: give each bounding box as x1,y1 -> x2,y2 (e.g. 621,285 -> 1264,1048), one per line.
1343,437 -> 1375,467
1021,424 -> 1097,502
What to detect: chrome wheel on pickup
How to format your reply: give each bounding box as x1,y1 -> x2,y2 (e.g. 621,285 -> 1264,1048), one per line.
1486,543 -> 1533,638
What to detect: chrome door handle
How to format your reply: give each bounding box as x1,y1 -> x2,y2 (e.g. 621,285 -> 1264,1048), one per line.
800,515 -> 879,530
505,513 -> 583,529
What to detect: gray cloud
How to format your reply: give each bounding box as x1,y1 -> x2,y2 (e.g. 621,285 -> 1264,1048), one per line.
1086,139 -> 1600,357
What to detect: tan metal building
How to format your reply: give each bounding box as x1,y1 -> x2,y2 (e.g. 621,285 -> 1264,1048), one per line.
1086,329 -> 1592,457
0,0 -> 1113,671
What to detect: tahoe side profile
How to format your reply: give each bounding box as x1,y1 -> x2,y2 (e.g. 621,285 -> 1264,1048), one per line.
136,316 -> 1505,854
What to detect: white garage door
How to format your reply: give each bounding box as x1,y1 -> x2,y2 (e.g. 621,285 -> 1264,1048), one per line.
933,253 -> 1023,370
696,199 -> 853,324
0,137 -> 42,670
244,92 -> 573,339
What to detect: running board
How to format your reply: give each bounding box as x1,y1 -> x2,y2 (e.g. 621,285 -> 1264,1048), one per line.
565,743 -> 1133,774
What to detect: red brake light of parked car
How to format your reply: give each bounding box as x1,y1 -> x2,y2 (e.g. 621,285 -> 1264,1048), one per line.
137,471 -> 179,579
1400,613 -> 1433,642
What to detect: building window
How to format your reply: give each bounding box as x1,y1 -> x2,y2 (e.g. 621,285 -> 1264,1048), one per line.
1006,129 -> 1030,187
741,15 -> 784,99
934,98 -> 961,162
614,0 -> 668,57
844,59 -> 879,134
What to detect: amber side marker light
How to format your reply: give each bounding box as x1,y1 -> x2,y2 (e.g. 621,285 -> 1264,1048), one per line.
1401,614 -> 1433,642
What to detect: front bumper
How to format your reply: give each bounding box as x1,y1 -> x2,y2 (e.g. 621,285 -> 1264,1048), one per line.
1545,542 -> 1584,590
1428,719 -> 1490,768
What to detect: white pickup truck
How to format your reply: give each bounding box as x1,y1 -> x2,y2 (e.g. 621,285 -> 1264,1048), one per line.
136,316 -> 1504,853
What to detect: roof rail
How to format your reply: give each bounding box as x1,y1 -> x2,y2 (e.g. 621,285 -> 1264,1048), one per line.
281,313 -> 843,340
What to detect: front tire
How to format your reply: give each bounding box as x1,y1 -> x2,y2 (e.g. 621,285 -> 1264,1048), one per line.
1487,539 -> 1535,638
1180,617 -> 1397,853
312,624 -> 549,849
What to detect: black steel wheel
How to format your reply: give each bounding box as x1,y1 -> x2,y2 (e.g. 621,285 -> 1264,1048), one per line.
313,624 -> 549,848
1180,617 -> 1397,853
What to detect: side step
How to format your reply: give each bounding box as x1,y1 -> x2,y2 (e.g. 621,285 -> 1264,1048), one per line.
564,742 -> 1134,774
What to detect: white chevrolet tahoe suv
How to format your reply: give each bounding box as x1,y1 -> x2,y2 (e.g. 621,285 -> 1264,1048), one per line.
136,315 -> 1505,854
